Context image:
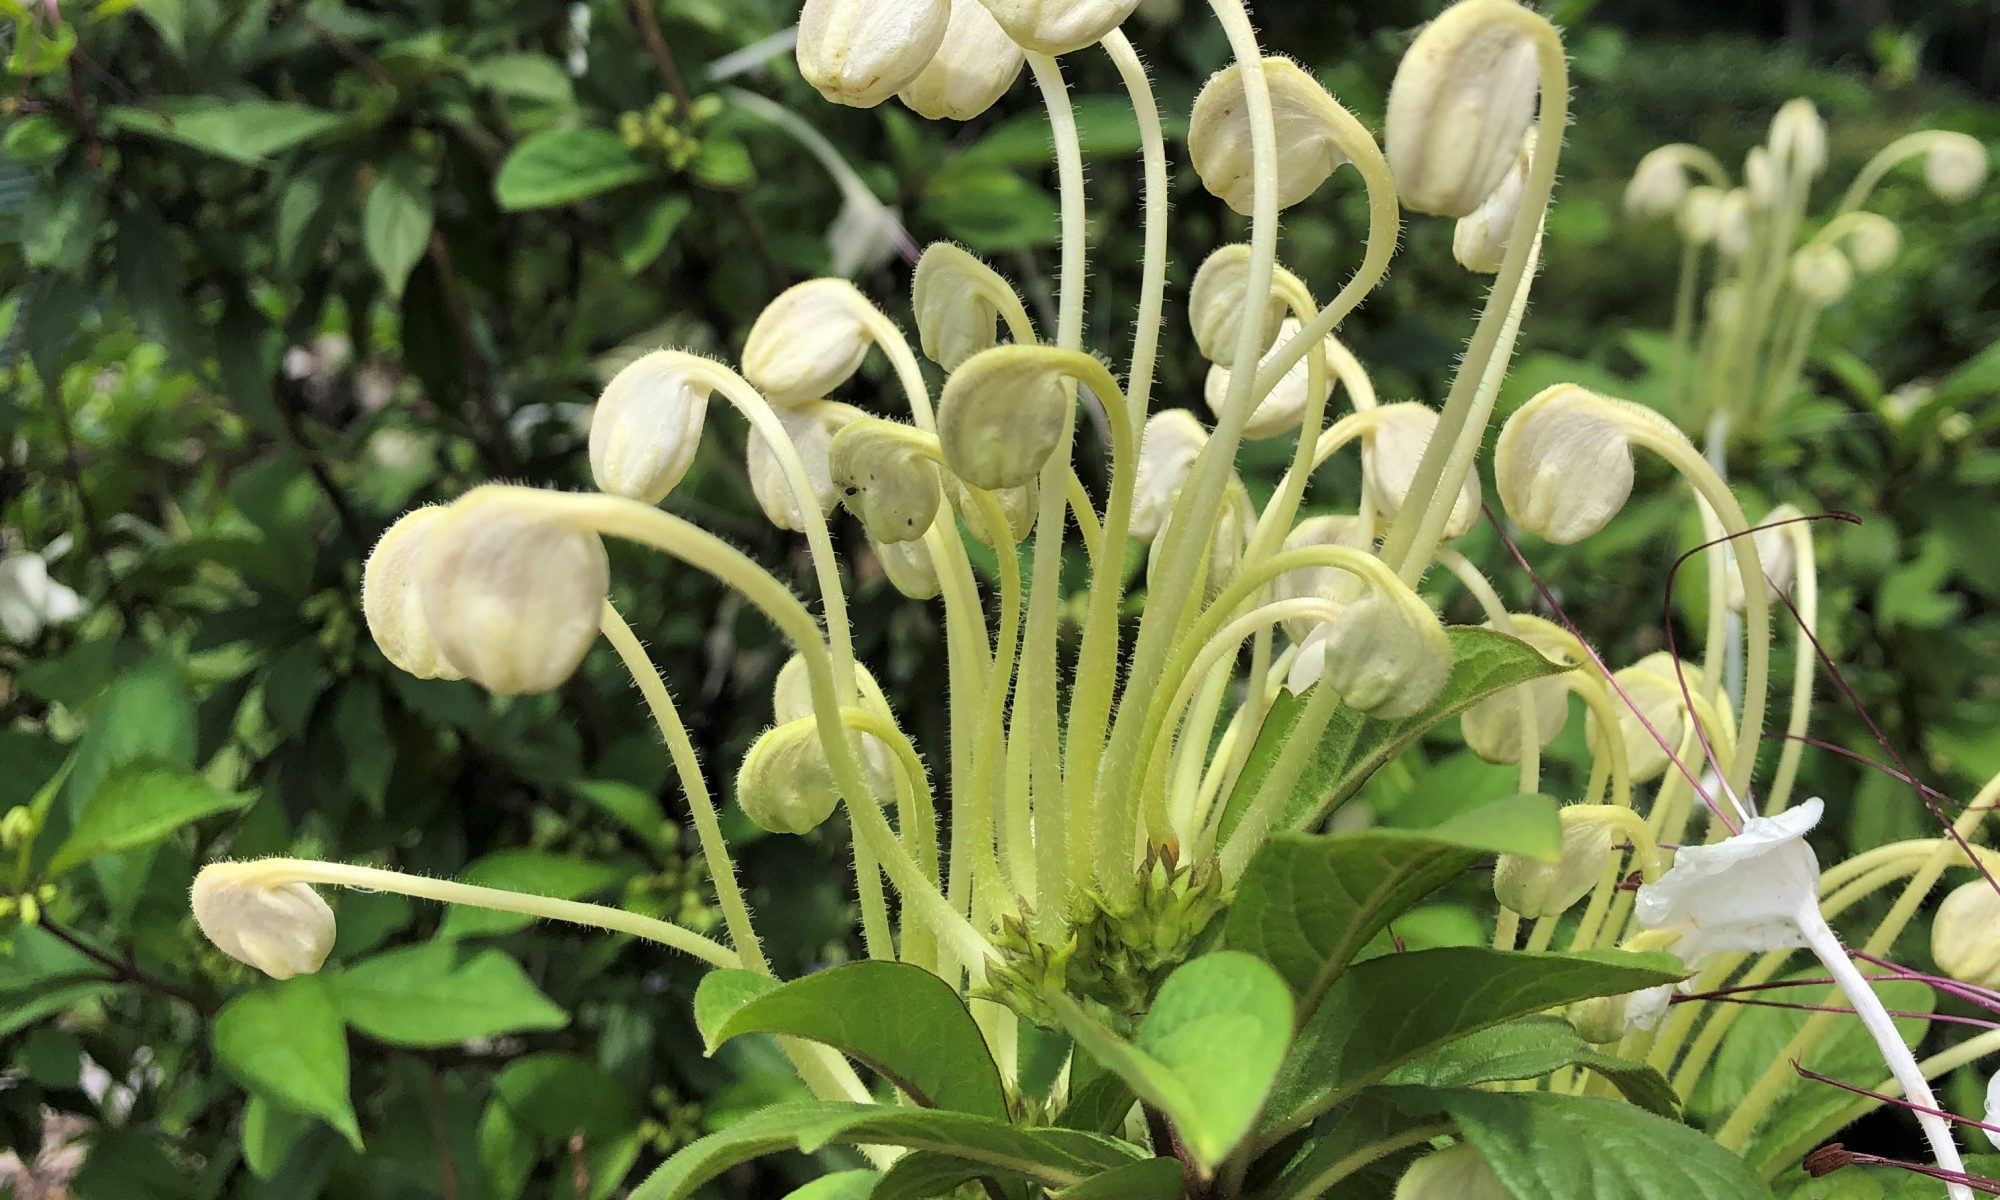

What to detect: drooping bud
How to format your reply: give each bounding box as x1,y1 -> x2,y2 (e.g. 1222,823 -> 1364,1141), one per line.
1789,244 -> 1852,306
1924,132 -> 1988,202
773,654 -> 900,802
1714,189 -> 1752,259
912,243 -> 1007,371
1361,403 -> 1482,541
419,488 -> 609,696
899,0 -> 1023,120
1841,213 -> 1901,273
1393,1143 -> 1509,1200
1494,806 -> 1625,919
1494,384 -> 1634,545
1189,57 -> 1354,216
949,477 -> 1036,546
797,0 -> 951,109
736,717 -> 844,834
875,533 -> 942,599
1203,317 -> 1335,439
936,345 -> 1070,490
1623,147 -> 1689,220
1769,97 -> 1827,180
742,279 -> 874,405
1453,129 -> 1533,272
972,0 -> 1142,56
1582,652 -> 1728,784
1188,245 -> 1290,369
192,862 -> 336,981
1270,514 -> 1371,641
1931,880 -> 2000,989
829,419 -> 942,544
1130,410 -> 1208,541
1677,185 -> 1723,244
1726,503 -> 1802,611
363,507 -> 466,682
748,400 -> 863,532
1149,477 -> 1252,600
1743,146 -> 1775,209
589,350 -> 710,504
1384,0 -> 1544,218
1287,576 -> 1452,720
1460,614 -> 1571,763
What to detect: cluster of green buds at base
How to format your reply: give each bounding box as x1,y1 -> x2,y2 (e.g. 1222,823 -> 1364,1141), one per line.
618,93 -> 726,172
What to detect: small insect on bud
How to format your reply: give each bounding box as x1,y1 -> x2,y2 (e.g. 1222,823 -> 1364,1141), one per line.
1726,504 -> 1802,612
363,507 -> 466,682
1769,97 -> 1827,180
1361,403 -> 1482,541
1394,1143 -> 1509,1200
936,345 -> 1070,490
1203,318 -> 1336,439
1460,614 -> 1571,763
1924,132 -> 1988,202
797,0 -> 951,109
1841,213 -> 1901,273
912,243 -> 1010,372
1189,57 -> 1354,216
1583,652 -> 1726,784
949,477 -> 1036,546
1130,410 -> 1208,541
1493,806 -> 1627,919
1677,184 -> 1724,244
1931,880 -> 2000,990
1188,245 -> 1292,369
742,279 -> 875,405
748,400 -> 863,532
1453,129 -> 1533,273
1288,574 -> 1452,720
1790,244 -> 1853,306
899,0 -> 1023,121
192,862 -> 336,980
829,419 -> 942,545
589,350 -> 711,505
972,0 -> 1142,56
1150,478 -> 1253,601
419,488 -> 609,696
1271,514 -> 1371,641
736,717 -> 845,835
1494,384 -> 1634,545
875,533 -> 942,600
1384,0 -> 1545,218
1623,147 -> 1689,220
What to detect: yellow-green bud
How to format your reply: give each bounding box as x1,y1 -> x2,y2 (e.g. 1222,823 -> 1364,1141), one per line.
747,400 -> 862,532
1714,188 -> 1751,258
1203,317 -> 1335,439
1385,0 -> 1544,218
1726,504 -> 1801,612
1188,244 -> 1291,369
1493,806 -> 1624,919
589,350 -> 711,505
899,0 -> 1023,120
829,419 -> 942,545
797,0 -> 950,109
191,863 -> 337,980
911,243 -> 1008,371
742,279 -> 873,405
1149,477 -> 1253,601
1583,652 -> 1728,784
1841,213 -> 1901,273
1932,880 -> 2000,989
1494,384 -> 1634,545
1769,97 -> 1827,180
362,506 -> 467,682
972,0 -> 1142,56
1677,184 -> 1723,244
1394,1144 -> 1509,1200
1362,402 -> 1482,541
736,717 -> 843,835
1743,146 -> 1775,209
772,654 -> 901,803
950,477 -> 1036,546
936,345 -> 1070,490
1189,57 -> 1353,216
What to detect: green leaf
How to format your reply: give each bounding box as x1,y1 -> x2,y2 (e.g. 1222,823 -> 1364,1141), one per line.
630,1101 -> 1144,1200
494,127 -> 652,210
920,162 -> 1058,252
464,53 -> 577,107
1226,794 -> 1562,1010
782,1171 -> 880,1199
614,193 -> 693,274
694,968 -> 783,1044
362,158 -> 433,299
1263,947 -> 1686,1138
242,1096 -> 311,1180
691,133 -> 755,189
1259,1089 -> 1414,1200
46,762 -> 250,877
213,977 -> 361,1150
1383,1016 -> 1679,1118
436,851 -> 632,939
4,113 -> 71,166
1054,953 -> 1293,1172
104,99 -> 343,165
701,961 -> 1008,1120
1052,1158 -> 1186,1199
491,1052 -> 638,1142
872,1153 -> 989,1200
329,942 -> 568,1046
1217,627 -> 1569,842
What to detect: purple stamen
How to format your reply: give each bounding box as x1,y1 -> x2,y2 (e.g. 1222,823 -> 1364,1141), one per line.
1794,1062 -> 2000,1141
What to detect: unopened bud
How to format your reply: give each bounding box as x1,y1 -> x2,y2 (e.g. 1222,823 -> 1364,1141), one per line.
363,507 -> 466,682
1726,504 -> 1802,611
1150,478 -> 1252,600
829,419 -> 942,545
797,0 -> 950,109
1568,930 -> 1683,1039
900,0 -> 1023,121
1270,514 -> 1371,641
1744,146 -> 1775,209
1385,0 -> 1544,218
1130,410 -> 1208,541
912,243 -> 1006,371
1494,806 -> 1625,919
1288,577 -> 1451,720
1189,57 -> 1354,216
1932,880 -> 2000,989
950,477 -> 1036,545
1677,185 -> 1723,244
420,488 -> 609,696
1494,384 -> 1634,545
1460,614 -> 1571,763
192,862 -> 337,980
875,532 -> 942,599
1394,1144 -> 1509,1200
1925,133 -> 1987,202
1583,652 -> 1724,783
1841,213 -> 1901,273
1453,129 -> 1532,272
743,279 -> 874,405
936,345 -> 1070,490
1188,245 -> 1291,369
972,0 -> 1141,56
1623,147 -> 1689,220
773,653 -> 900,802
1203,317 -> 1335,439
736,717 -> 844,834
1790,244 -> 1852,305
1769,97 -> 1827,180
1715,189 -> 1751,259
1361,403 -> 1482,541
589,351 -> 711,504
748,400 -> 862,532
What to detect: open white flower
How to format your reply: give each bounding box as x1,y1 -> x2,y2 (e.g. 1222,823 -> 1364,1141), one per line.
1987,1071 -> 2000,1151
1636,797 -> 1824,960
0,544 -> 85,644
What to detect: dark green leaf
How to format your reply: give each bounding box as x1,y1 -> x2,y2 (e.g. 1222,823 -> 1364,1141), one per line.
105,99 -> 344,164
494,127 -> 651,210
783,1171 -> 879,1199
1051,1158 -> 1186,1199
46,763 -> 249,877
615,194 -> 694,274
329,942 -> 568,1046
920,163 -> 1058,252
491,1052 -> 639,1141
465,54 -> 576,106
871,1153 -> 988,1200
213,977 -> 361,1149
362,158 -> 433,299
1384,1016 -> 1679,1118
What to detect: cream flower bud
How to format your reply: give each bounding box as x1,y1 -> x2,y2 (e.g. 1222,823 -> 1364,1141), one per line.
736,717 -> 844,834
743,279 -> 874,405
1189,57 -> 1353,216
1494,384 -> 1634,545
1747,147 -> 1779,209
1493,806 -> 1625,919
589,351 -> 710,504
419,488 -> 609,696
1769,97 -> 1827,179
1271,514 -> 1371,642
363,507 -> 465,682
1790,244 -> 1852,306
748,400 -> 863,532
1582,652 -> 1725,784
1203,318 -> 1335,439
1677,185 -> 1723,244
797,0 -> 950,109
936,345 -> 1070,490
1726,504 -> 1801,611
1453,129 -> 1533,272
829,420 -> 942,545
773,654 -> 899,801
1714,189 -> 1752,259
875,533 -> 942,599
1623,147 -> 1689,220
1362,403 -> 1482,541
1924,132 -> 1988,202
1188,245 -> 1290,369
1460,614 -> 1571,763
1931,880 -> 2000,989
1287,576 -> 1452,719
912,243 -> 1006,371
949,477 -> 1036,545
1150,478 -> 1252,600
1130,410 -> 1208,541
899,0 -> 1023,120
1394,1144 -> 1509,1200
972,0 -> 1142,56
1842,213 -> 1901,273
192,863 -> 336,980
1384,0 -> 1543,218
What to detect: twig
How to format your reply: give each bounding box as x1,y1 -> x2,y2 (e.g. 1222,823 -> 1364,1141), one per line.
424,231 -> 522,475
426,1065 -> 461,1200
273,375 -> 374,556
38,917 -> 214,1017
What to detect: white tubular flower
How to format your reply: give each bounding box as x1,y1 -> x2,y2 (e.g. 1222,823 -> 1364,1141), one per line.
1842,213 -> 1902,273
1460,614 -> 1571,764
1270,515 -> 1371,642
949,477 -> 1035,546
1203,317 -> 1335,439
419,488 -> 609,696
1925,132 -> 1988,202
1636,798 -> 1825,960
742,279 -> 874,405
1493,384 -> 1635,545
1769,97 -> 1828,180
1150,478 -> 1253,601
1726,503 -> 1802,612
1677,184 -> 1723,245
1394,1144 -> 1509,1200
1453,129 -> 1533,273
1583,651 -> 1721,784
1623,147 -> 1690,220
1130,409 -> 1209,541
0,543 -> 84,644
936,345 -> 1070,490
875,532 -> 942,599
1188,244 -> 1292,369
748,400 -> 863,532
1493,806 -> 1627,920
1189,57 -> 1354,216
1790,244 -> 1853,306
1286,571 -> 1452,719
911,242 -> 1010,371
797,0 -> 951,109
589,350 -> 711,504
899,0 -> 1023,121
362,507 -> 466,682
972,0 -> 1142,56
1931,881 -> 2000,990
828,419 -> 942,545
1362,403 -> 1482,541
1715,189 -> 1752,259
736,716 -> 845,834
192,862 -> 337,981
1384,0 -> 1544,218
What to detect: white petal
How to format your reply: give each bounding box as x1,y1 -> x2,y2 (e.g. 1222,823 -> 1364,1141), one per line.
1635,798 -> 1824,959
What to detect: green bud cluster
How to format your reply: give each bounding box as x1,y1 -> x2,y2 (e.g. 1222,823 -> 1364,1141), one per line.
618,93 -> 726,173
